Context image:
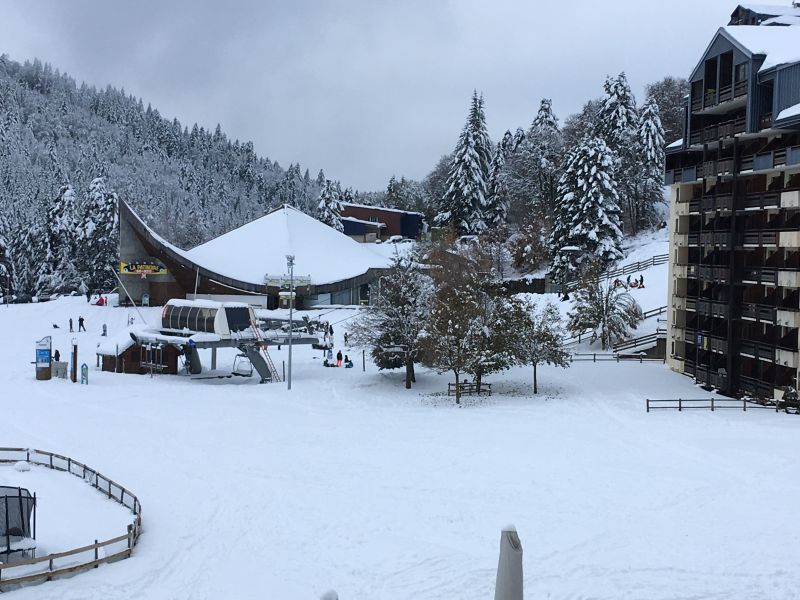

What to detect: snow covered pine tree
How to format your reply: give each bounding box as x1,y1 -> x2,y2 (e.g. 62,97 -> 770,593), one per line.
79,177 -> 119,291
567,279 -> 642,350
548,137 -> 624,284
435,91 -> 492,235
349,253 -> 433,389
316,179 -> 344,232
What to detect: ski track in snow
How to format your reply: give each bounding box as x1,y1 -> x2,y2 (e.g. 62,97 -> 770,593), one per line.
1,292 -> 799,599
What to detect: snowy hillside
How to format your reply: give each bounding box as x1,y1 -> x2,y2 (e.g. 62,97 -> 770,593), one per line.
3,293 -> 800,599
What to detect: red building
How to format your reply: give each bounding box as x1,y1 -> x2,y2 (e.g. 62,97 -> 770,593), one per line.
340,203 -> 425,240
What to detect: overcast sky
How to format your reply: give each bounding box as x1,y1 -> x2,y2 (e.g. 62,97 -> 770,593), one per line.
1,0 -> 741,190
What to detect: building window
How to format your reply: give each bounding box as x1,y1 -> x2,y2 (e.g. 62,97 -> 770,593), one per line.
369,216 -> 378,223
735,63 -> 748,83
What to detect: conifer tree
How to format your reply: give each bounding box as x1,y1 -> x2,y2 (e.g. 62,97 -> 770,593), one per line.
435,91 -> 491,235
79,177 -> 118,291
548,137 -> 624,283
38,184 -> 80,293
349,252 -> 433,389
637,96 -> 667,227
505,98 -> 564,224
316,179 -> 344,232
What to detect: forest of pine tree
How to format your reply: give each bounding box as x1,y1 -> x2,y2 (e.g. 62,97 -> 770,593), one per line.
0,54 -> 332,296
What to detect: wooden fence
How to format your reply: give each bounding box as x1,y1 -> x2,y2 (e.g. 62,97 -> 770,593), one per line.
645,398 -> 776,412
0,448 -> 142,591
571,353 -> 665,364
566,254 -> 669,289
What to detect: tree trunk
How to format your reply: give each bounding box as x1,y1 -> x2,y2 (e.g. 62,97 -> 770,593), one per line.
454,371 -> 460,405
475,371 -> 482,394
410,360 -> 416,383
405,357 -> 413,389
533,363 -> 538,394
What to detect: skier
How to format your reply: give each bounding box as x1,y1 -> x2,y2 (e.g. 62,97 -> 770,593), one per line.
639,274 -> 645,288
78,316 -> 86,332
626,274 -> 631,287
86,290 -> 91,302
344,355 -> 353,368
336,350 -> 343,367
69,318 -> 73,332
327,347 -> 333,361
344,332 -> 349,346
102,324 -> 107,337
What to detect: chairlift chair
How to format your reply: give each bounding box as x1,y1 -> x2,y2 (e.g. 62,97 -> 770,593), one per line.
232,353 -> 254,377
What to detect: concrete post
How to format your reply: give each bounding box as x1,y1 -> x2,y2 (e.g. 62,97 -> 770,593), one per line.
494,526 -> 523,600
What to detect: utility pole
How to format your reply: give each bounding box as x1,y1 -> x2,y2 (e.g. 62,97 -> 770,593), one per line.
286,254 -> 295,391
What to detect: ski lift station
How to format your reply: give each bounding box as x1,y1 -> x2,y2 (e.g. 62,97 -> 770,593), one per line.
117,200 -> 398,308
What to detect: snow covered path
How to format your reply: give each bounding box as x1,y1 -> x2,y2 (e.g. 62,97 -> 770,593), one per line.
2,298 -> 800,599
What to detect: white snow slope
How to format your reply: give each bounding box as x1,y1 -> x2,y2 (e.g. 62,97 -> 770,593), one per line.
2,291 -> 799,598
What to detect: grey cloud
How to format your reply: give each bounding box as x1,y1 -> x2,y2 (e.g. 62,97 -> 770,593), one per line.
1,0 -> 736,189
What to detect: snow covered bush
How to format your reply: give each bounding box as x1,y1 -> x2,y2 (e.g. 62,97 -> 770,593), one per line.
567,278 -> 642,350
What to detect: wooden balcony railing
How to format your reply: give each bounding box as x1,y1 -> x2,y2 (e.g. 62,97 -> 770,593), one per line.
741,303 -> 775,323
741,231 -> 778,247
738,191 -> 780,210
741,267 -> 778,285
760,112 -> 773,130
734,79 -> 748,98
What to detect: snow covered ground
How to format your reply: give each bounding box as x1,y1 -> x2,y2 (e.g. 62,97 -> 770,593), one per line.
2,293 -> 800,599
0,463 -> 132,564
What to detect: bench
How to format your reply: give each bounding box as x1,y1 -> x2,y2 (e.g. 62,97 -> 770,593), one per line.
447,381 -> 492,397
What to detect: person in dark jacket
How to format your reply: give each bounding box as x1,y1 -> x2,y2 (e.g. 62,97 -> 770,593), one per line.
336,350 -> 343,367
54,349 -> 60,362
69,318 -> 73,332
78,316 -> 86,332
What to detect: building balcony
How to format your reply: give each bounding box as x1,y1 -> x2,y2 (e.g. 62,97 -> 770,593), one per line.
776,309 -> 800,329
741,303 -> 776,323
777,348 -> 800,369
701,195 -> 733,212
690,80 -> 748,113
740,341 -> 775,362
742,267 -> 778,286
737,190 -> 781,211
689,116 -> 746,146
699,265 -> 730,282
700,231 -> 733,248
740,375 -> 774,399
664,165 -> 700,185
741,147 -> 792,173
697,299 -> 730,319
741,231 -> 778,247
779,270 -> 800,288
780,231 -> 800,248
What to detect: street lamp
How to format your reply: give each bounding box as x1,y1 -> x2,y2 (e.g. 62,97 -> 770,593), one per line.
286,254 -> 295,391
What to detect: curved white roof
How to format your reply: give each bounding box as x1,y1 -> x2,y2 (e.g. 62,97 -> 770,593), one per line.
185,205 -> 390,286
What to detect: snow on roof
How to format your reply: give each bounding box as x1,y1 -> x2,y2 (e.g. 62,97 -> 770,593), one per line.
722,25 -> 800,71
341,216 -> 387,228
777,101 -> 800,120
666,138 -> 684,149
185,204 -> 391,286
762,14 -> 800,25
96,327 -> 139,355
166,299 -> 249,309
341,202 -> 424,217
736,3 -> 800,17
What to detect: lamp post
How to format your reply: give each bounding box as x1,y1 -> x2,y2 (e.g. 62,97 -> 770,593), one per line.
286,254 -> 295,391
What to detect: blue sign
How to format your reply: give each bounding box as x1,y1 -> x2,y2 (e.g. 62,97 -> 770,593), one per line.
36,348 -> 50,366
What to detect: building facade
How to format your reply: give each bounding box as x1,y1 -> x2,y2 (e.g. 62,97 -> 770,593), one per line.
340,203 -> 425,240
666,20 -> 800,400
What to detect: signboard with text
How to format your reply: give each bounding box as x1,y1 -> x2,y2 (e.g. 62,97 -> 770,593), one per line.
120,261 -> 168,276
